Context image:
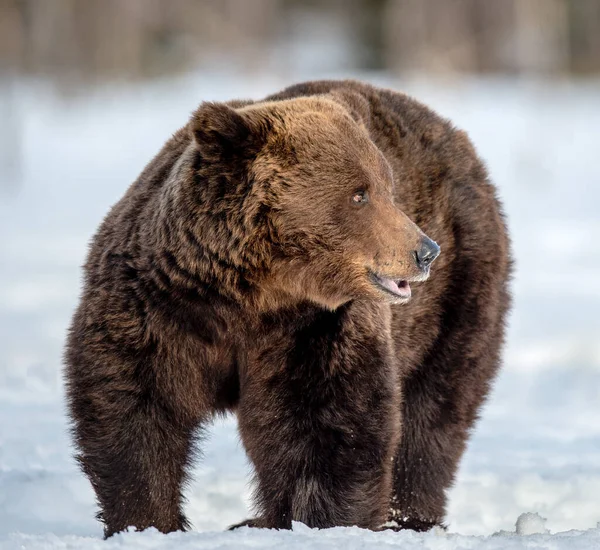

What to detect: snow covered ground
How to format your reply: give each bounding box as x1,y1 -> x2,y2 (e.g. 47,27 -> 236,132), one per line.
1,72 -> 599,549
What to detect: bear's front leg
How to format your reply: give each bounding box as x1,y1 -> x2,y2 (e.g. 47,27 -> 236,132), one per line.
237,302 -> 400,530
66,342 -> 206,538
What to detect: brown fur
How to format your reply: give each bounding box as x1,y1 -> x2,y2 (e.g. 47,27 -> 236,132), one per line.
64,79 -> 512,537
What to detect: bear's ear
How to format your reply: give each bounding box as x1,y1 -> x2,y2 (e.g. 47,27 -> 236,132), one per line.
190,102 -> 267,159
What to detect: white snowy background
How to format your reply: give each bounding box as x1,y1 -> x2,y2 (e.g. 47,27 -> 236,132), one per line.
1,73 -> 599,549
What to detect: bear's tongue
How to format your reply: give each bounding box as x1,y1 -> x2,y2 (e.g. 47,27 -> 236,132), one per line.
379,277 -> 411,298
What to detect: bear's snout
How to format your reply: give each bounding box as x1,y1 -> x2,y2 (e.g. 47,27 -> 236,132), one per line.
414,237 -> 441,271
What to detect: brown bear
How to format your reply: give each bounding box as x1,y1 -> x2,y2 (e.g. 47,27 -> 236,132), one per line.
64,79 -> 511,538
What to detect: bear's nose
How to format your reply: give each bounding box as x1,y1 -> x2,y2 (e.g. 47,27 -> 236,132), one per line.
414,237 -> 441,270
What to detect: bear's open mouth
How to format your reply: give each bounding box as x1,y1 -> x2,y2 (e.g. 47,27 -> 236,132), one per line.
369,272 -> 412,300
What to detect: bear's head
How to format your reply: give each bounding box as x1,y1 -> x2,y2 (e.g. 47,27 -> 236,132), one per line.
188,95 -> 439,311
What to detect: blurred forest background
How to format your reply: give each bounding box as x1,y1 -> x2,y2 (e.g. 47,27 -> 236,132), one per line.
2,0 -> 600,85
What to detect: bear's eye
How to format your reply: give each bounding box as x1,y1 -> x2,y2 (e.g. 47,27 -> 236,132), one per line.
351,190 -> 369,205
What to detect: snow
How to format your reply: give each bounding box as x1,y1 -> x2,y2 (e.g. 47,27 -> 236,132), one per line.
515,513 -> 549,535
3,523 -> 600,550
1,72 -> 600,549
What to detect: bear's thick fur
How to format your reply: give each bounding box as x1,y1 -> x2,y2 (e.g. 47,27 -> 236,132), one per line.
65,80 -> 511,538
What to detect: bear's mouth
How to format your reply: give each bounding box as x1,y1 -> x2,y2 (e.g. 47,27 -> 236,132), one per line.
369,271 -> 412,300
